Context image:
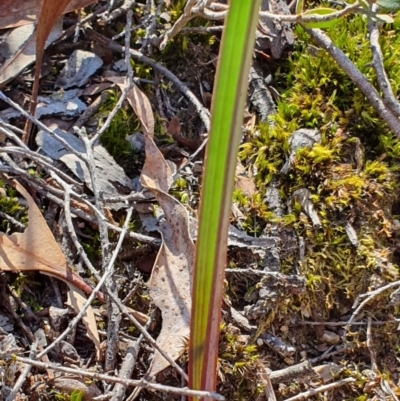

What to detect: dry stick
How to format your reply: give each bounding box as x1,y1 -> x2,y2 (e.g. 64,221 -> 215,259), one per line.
111,312 -> 155,401
13,356 -> 224,400
2,147 -> 82,186
6,342 -> 38,401
140,0 -> 164,52
98,0 -> 135,23
89,88 -> 128,145
295,319 -> 400,326
0,211 -> 25,230
181,25 -> 224,33
90,10 -> 134,148
306,29 -> 400,138
0,92 -> 87,162
0,120 -> 29,149
35,198 -> 133,360
205,0 -> 360,22
283,378 -> 356,401
309,346 -> 349,364
366,317 -> 378,373
80,129 -> 120,373
9,287 -> 38,321
159,0 -> 202,49
69,91 -> 111,132
346,278 -> 400,330
368,19 -> 400,118
93,394 -> 113,400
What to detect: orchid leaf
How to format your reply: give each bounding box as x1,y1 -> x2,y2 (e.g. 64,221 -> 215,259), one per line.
188,0 -> 261,397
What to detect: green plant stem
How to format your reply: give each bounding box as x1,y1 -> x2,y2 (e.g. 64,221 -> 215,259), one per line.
188,0 -> 262,398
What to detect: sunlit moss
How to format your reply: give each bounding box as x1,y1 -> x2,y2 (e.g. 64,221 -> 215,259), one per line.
235,10 -> 400,336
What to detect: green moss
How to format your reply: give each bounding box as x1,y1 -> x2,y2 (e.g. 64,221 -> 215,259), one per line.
235,10 -> 400,330
97,90 -> 144,178
218,324 -> 264,400
0,181 -> 28,232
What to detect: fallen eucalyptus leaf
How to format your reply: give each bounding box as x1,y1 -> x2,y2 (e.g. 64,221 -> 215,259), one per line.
115,76 -> 194,376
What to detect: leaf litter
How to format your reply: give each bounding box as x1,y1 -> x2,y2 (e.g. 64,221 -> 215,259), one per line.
0,179 -> 100,356
112,76 -> 195,376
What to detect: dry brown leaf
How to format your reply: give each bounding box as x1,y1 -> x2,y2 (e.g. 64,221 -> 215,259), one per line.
0,180 -> 98,296
0,0 -> 97,29
112,77 -> 194,376
27,0 -> 73,142
143,188 -> 194,376
0,180 -> 101,354
53,377 -> 101,401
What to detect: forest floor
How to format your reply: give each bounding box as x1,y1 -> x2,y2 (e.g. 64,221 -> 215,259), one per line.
1,1 -> 400,400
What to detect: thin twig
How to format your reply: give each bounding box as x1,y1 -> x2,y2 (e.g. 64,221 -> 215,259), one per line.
2,147 -> 82,186
13,356 -> 224,400
204,1 -> 361,23
0,211 -> 25,230
0,91 -> 87,161
85,30 -> 211,131
6,342 -> 38,401
306,28 -> 400,138
79,128 -> 121,372
283,378 -> 356,401
0,120 -> 28,148
367,18 -> 400,117
111,312 -> 155,401
366,317 -> 378,372
346,278 -> 400,330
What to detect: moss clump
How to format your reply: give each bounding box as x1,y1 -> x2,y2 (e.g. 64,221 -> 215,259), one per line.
97,90 -> 144,178
0,181 -> 28,232
236,11 -> 400,335
218,324 -> 263,400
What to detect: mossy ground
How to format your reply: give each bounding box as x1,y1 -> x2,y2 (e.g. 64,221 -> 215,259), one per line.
232,13 -> 400,399
75,10 -> 400,400
2,3 -> 400,400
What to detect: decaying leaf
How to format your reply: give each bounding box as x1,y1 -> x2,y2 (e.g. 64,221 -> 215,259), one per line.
36,89 -> 87,118
0,0 -> 97,29
0,19 -> 63,88
114,77 -> 194,376
55,50 -> 103,89
53,377 -> 101,401
0,180 -> 101,353
36,126 -> 133,207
